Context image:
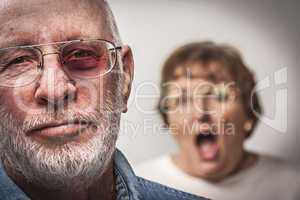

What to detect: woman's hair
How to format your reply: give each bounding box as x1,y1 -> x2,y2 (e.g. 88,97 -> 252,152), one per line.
158,41 -> 262,137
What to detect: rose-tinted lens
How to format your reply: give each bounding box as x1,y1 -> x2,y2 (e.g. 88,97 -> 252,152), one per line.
61,40 -> 115,78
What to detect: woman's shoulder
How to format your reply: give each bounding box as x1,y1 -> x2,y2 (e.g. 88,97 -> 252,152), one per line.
258,154 -> 298,172
255,154 -> 300,182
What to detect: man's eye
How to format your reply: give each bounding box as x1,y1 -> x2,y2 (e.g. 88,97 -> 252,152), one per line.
8,56 -> 29,65
71,50 -> 96,59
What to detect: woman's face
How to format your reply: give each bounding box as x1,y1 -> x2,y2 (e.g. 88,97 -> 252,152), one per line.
165,63 -> 251,181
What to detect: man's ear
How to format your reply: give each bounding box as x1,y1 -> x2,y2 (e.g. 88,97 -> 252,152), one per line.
120,45 -> 134,113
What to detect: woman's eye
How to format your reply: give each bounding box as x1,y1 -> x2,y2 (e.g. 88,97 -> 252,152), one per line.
214,87 -> 229,102
167,97 -> 182,108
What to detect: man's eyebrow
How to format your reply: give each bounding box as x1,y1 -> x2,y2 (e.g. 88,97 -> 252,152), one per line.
0,37 -> 78,49
0,39 -> 35,49
0,33 -> 99,49
66,35 -> 85,41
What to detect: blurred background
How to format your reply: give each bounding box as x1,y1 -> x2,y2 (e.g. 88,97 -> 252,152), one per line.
109,0 -> 300,167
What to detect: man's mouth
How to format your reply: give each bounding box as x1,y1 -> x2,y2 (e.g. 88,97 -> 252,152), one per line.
195,131 -> 219,161
27,120 -> 96,143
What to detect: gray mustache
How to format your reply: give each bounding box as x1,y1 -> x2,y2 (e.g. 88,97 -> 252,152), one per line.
21,110 -> 103,134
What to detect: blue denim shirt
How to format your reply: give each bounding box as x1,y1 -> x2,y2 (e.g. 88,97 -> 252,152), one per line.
0,150 -> 208,200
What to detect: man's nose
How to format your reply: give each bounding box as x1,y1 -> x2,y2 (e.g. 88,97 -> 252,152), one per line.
34,55 -> 77,108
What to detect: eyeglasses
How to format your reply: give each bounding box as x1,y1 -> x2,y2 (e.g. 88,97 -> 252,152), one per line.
165,84 -> 240,110
0,39 -> 122,88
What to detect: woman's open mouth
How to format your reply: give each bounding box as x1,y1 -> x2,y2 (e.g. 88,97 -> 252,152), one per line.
195,132 -> 219,161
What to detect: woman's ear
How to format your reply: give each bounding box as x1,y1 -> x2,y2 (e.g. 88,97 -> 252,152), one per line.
120,45 -> 134,113
243,120 -> 253,137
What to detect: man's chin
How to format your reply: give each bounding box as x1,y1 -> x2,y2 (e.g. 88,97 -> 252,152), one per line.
5,128 -> 117,189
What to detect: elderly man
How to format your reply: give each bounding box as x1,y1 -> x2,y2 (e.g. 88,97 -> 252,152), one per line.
0,0 -> 208,200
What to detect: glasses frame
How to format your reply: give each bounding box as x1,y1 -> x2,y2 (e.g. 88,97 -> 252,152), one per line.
0,38 -> 122,88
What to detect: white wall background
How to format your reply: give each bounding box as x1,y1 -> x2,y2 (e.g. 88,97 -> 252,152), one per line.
109,0 -> 300,167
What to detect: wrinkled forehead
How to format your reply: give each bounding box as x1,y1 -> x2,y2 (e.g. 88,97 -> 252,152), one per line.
0,0 -> 110,48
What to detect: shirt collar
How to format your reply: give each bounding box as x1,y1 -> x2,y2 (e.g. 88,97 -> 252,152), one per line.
0,161 -> 30,200
114,149 -> 142,200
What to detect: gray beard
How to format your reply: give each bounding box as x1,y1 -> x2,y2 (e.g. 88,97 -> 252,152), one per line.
0,107 -> 120,189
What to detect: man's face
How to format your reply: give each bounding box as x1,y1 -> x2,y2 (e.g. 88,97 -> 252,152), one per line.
165,63 -> 250,181
0,0 -> 132,187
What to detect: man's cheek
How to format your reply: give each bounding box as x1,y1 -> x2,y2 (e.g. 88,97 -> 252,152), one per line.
12,87 -> 38,112
0,91 -> 27,125
76,81 -> 101,111
1,84 -> 42,114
